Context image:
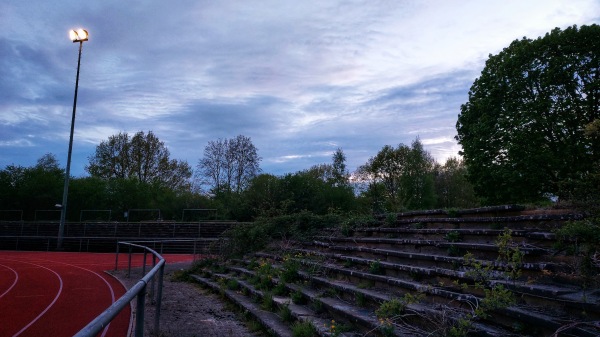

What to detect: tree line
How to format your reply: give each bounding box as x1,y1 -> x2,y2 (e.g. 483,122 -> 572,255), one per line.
0,131 -> 477,222
2,24 -> 599,222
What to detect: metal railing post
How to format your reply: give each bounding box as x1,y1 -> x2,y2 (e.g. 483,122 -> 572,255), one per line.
135,284 -> 146,337
127,245 -> 132,278
193,240 -> 197,261
114,243 -> 120,271
154,263 -> 165,333
142,251 -> 147,276
149,255 -> 156,302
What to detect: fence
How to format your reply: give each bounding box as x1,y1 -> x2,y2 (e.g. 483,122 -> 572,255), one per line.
74,241 -> 165,337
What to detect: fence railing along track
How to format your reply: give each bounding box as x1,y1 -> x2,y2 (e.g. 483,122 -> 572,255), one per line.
74,241 -> 165,337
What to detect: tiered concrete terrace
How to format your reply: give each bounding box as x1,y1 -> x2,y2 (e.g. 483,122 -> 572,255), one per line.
191,205 -> 599,336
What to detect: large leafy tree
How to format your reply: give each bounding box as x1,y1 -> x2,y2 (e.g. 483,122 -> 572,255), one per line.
456,25 -> 600,204
86,131 -> 192,191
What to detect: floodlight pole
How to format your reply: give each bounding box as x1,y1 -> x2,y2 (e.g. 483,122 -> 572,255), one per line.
58,32 -> 87,250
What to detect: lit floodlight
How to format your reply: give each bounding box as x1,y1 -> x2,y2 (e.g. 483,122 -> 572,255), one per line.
69,29 -> 88,42
58,27 -> 88,250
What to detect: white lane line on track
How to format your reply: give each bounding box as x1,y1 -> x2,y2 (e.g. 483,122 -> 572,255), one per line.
0,264 -> 19,299
10,261 -> 63,337
34,259 -> 118,337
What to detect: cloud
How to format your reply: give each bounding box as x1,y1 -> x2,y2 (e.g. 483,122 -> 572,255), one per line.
0,0 -> 599,177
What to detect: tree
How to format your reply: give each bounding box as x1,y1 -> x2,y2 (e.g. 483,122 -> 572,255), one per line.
456,25 -> 600,204
401,138 -> 436,210
196,135 -> 261,194
356,138 -> 436,211
331,148 -> 349,187
434,157 -> 479,209
86,131 -> 192,191
0,153 -> 63,220
357,144 -> 408,210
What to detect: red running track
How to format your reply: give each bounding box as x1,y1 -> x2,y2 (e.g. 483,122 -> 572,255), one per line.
0,251 -> 195,337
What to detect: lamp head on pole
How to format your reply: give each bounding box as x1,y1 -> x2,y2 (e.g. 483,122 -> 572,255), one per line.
69,29 -> 88,43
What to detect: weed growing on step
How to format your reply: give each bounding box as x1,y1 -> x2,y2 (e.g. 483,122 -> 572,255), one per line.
172,258 -> 217,282
226,278 -> 239,291
377,318 -> 395,337
342,215 -> 379,235
495,228 -> 524,283
292,320 -> 317,337
280,254 -> 300,283
254,259 -> 276,290
355,291 -> 366,307
311,299 -> 325,314
448,230 -> 520,336
462,252 -> 494,284
323,319 -> 343,337
291,289 -> 306,304
320,287 -> 339,298
369,259 -> 384,275
375,293 -> 424,319
241,286 -> 249,296
445,230 -> 462,242
554,218 -> 600,291
448,283 -> 514,336
447,244 -> 462,257
411,222 -> 424,229
446,208 -> 461,218
279,303 -> 293,322
357,280 -> 375,289
247,259 -> 259,270
343,259 -> 356,268
246,318 -> 264,334
305,255 -> 327,277
261,292 -> 274,311
273,281 -> 288,296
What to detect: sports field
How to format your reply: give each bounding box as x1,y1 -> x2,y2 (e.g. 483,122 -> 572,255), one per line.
0,251 -> 194,337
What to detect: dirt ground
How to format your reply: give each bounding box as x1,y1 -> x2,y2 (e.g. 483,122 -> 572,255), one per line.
111,261 -> 260,337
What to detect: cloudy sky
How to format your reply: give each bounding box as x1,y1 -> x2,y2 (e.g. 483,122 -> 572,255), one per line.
1,1 -> 599,178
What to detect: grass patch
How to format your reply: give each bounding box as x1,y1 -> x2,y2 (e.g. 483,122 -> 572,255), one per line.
292,320 -> 317,337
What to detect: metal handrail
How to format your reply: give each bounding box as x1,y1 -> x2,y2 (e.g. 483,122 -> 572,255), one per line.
74,241 -> 165,337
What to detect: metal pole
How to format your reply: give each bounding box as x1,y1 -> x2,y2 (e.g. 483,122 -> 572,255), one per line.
135,284 -> 146,337
128,246 -> 132,278
57,40 -> 84,250
150,255 -> 156,302
142,251 -> 147,276
153,263 -> 164,334
115,243 -> 120,271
